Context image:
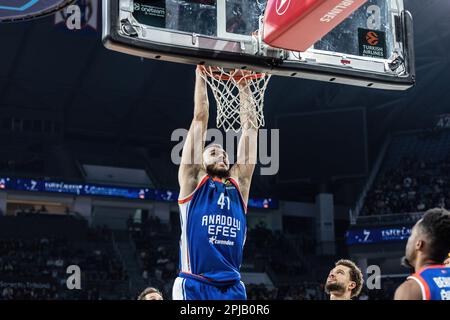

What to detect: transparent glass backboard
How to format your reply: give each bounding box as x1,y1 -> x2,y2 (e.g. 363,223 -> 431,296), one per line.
131,0 -> 263,38
103,0 -> 415,90
314,0 -> 394,58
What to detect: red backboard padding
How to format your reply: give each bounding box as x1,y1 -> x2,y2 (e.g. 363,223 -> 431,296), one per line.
263,0 -> 367,52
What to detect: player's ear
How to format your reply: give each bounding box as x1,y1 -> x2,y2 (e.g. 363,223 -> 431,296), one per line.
416,239 -> 424,250
348,281 -> 356,291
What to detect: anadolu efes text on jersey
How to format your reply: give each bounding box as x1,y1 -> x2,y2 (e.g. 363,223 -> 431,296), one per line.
178,175 -> 247,284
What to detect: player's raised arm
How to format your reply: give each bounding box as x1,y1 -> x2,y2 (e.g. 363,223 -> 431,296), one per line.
230,80 -> 258,206
178,66 -> 209,199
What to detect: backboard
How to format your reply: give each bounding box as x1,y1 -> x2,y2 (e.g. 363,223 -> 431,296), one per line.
103,0 -> 415,90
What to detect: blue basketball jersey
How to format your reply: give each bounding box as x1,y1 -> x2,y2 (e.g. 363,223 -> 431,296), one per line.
408,265 -> 450,300
172,277 -> 247,300
177,175 -> 247,285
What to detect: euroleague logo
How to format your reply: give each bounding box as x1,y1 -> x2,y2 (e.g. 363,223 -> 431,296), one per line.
276,0 -> 291,16
366,31 -> 380,46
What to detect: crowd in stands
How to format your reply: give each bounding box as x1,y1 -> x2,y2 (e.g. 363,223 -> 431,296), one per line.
13,206 -> 51,216
365,277 -> 403,300
246,282 -> 328,300
246,281 -> 401,300
363,155 -> 450,216
1,287 -> 59,300
243,223 -> 334,300
0,230 -> 128,300
87,225 -> 113,242
129,217 -> 336,300
11,206 -> 74,218
0,208 -> 405,300
245,222 -> 311,276
131,215 -> 179,298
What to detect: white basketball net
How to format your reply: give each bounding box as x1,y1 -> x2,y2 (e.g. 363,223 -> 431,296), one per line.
200,66 -> 271,132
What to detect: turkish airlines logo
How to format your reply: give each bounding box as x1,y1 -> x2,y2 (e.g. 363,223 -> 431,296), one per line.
276,0 -> 291,16
366,31 -> 379,46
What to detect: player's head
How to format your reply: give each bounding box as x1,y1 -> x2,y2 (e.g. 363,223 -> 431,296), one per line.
444,253 -> 450,267
137,287 -> 163,300
203,143 -> 230,178
404,208 -> 450,269
325,259 -> 363,300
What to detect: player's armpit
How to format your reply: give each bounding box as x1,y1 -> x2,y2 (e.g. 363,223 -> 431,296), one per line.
230,128 -> 257,204
179,120 -> 207,198
394,279 -> 423,300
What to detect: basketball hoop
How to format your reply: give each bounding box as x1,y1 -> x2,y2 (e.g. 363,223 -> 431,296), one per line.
199,66 -> 271,132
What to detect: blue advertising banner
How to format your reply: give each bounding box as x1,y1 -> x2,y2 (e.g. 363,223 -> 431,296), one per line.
346,226 -> 412,246
0,177 -> 278,209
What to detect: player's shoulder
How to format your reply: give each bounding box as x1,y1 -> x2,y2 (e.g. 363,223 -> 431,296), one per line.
419,264 -> 447,273
411,264 -> 446,280
394,278 -> 423,300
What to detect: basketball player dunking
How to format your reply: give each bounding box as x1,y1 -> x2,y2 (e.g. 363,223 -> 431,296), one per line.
172,66 -> 258,300
394,208 -> 450,300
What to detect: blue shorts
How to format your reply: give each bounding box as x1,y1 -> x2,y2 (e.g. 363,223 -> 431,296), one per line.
172,276 -> 247,300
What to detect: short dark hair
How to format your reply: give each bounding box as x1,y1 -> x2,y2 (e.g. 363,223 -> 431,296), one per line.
137,287 -> 163,300
418,208 -> 450,262
335,259 -> 363,298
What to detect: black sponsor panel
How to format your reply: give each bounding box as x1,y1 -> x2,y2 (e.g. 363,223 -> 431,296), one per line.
358,28 -> 387,59
133,0 -> 166,28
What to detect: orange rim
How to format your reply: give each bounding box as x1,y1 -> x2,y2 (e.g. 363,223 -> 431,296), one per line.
199,65 -> 265,81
